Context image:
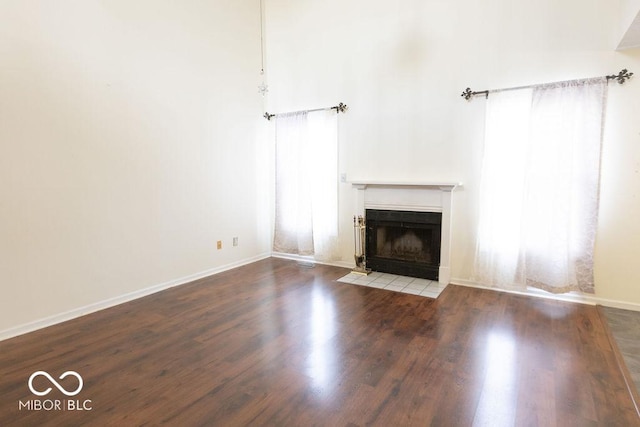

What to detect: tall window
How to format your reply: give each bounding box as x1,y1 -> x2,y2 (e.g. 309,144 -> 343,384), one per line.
474,78 -> 607,294
273,110 -> 339,261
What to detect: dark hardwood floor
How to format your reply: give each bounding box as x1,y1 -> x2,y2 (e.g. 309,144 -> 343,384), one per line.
1,257 -> 638,426
600,305 -> 640,412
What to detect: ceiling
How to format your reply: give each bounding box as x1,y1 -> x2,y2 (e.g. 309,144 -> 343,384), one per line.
618,9 -> 640,49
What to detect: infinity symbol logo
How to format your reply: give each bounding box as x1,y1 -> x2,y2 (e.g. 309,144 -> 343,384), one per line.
28,371 -> 83,397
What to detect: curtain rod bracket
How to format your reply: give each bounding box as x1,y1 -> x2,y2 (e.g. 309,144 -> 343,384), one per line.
264,112 -> 275,121
461,88 -> 489,101
332,102 -> 348,113
606,69 -> 634,84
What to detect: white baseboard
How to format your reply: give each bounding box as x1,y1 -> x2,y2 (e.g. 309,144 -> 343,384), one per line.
450,278 -> 640,312
268,256 -> 640,312
10,256 -> 635,343
275,257 -> 640,312
0,252 -> 272,342
589,296 -> 640,312
271,252 -> 353,269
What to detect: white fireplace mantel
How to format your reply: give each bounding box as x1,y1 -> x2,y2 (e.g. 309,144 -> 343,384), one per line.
352,181 -> 462,285
351,181 -> 459,191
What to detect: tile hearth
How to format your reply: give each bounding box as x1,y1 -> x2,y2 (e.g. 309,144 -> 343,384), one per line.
337,271 -> 447,298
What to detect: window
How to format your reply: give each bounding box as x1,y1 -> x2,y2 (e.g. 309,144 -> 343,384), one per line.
474,78 -> 607,294
273,110 -> 339,261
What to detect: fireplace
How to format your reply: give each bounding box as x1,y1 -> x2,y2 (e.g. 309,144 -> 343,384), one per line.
352,181 -> 460,285
366,209 -> 442,280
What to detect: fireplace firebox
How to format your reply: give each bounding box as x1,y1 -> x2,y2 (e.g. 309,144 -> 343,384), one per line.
365,209 -> 442,280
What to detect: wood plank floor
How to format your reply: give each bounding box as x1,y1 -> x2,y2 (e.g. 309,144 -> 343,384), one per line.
601,306 -> 640,395
1,257 -> 638,426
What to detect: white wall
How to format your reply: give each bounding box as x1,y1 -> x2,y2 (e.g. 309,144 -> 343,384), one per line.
264,0 -> 640,306
0,0 -> 271,334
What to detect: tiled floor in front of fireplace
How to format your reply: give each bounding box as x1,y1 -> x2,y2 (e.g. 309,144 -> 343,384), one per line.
337,271 -> 447,299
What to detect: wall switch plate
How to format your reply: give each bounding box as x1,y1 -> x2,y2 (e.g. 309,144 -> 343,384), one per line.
217,240 -> 222,250
340,173 -> 347,183
233,237 -> 238,246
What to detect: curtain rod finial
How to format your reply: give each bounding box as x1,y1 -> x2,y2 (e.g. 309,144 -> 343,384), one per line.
461,88 -> 488,100
606,69 -> 634,84
461,88 -> 473,101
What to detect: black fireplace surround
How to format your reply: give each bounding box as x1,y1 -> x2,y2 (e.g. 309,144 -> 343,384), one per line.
365,209 -> 442,280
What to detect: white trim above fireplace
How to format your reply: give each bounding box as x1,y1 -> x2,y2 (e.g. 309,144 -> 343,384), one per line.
352,181 -> 461,286
351,181 -> 458,190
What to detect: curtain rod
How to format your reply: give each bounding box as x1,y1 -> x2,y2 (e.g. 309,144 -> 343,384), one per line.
263,102 -> 348,120
461,69 -> 633,101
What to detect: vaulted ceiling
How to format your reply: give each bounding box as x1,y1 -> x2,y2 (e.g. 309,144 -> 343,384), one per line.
618,2 -> 640,49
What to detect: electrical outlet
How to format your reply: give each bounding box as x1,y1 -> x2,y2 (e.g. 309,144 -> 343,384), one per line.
217,240 -> 222,250
233,237 -> 238,246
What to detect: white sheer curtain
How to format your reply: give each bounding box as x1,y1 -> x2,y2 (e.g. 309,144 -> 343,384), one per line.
273,110 -> 339,261
474,78 -> 607,294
